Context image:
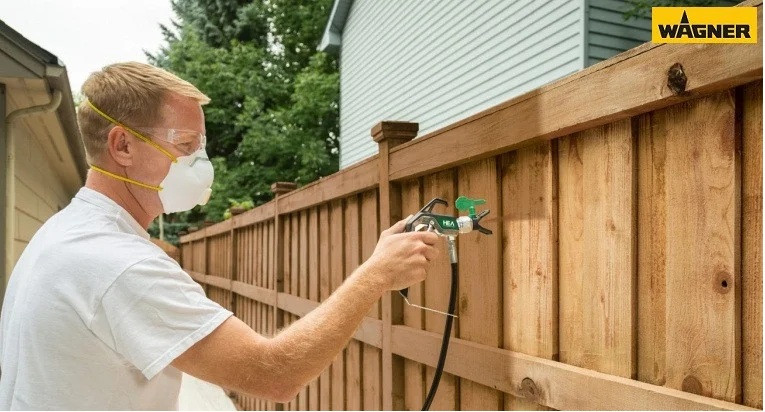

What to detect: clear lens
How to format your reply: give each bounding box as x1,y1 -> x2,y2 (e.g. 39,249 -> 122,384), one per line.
136,127 -> 206,155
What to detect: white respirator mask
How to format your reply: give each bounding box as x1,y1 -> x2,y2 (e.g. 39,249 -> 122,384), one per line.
156,149 -> 214,213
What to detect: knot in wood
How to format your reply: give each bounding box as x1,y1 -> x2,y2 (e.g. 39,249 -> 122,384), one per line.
667,63 -> 688,95
520,377 -> 538,400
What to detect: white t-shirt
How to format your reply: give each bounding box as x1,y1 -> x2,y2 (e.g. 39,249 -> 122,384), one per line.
0,187 -> 232,410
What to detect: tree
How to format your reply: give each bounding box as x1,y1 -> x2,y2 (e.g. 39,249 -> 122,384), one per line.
146,0 -> 337,242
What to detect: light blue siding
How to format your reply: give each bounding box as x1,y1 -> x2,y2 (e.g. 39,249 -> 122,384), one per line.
585,0 -> 651,66
338,0 -> 584,168
585,0 -> 740,67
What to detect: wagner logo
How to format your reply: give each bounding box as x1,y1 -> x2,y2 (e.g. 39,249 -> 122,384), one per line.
652,7 -> 757,44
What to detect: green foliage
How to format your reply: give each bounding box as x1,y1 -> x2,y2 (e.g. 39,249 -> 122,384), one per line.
223,198 -> 255,220
147,218 -> 191,246
623,0 -> 739,20
146,0 -> 338,229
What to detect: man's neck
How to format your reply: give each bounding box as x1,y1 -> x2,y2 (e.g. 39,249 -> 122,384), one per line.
84,172 -> 156,229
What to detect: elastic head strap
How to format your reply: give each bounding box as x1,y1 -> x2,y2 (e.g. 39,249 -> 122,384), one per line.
89,165 -> 162,191
85,99 -> 178,163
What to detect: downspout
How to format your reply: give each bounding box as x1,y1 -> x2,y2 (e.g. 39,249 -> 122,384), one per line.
4,89 -> 62,284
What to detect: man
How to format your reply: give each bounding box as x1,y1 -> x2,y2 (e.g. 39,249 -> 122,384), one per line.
0,62 -> 439,410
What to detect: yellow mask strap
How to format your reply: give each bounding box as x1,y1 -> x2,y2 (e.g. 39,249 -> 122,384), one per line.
90,165 -> 163,191
85,99 -> 178,163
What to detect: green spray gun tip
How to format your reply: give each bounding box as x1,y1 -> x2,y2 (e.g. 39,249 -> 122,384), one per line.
455,196 -> 486,219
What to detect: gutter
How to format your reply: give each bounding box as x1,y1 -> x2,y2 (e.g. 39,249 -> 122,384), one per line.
3,89 -> 62,285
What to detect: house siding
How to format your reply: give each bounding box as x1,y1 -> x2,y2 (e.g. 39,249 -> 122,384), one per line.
338,0 -> 584,167
8,107 -> 72,266
586,0 -> 651,66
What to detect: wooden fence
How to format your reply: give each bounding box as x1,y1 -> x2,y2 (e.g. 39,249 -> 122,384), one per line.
179,3 -> 763,410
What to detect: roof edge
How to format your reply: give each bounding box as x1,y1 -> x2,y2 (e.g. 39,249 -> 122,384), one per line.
318,0 -> 354,54
0,19 -> 88,183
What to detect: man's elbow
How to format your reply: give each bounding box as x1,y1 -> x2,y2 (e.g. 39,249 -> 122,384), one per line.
268,383 -> 302,404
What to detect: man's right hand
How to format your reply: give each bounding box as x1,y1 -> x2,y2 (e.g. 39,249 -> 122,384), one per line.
360,216 -> 440,292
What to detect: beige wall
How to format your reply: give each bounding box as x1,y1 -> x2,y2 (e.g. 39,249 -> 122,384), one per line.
10,120 -> 71,263
4,80 -> 82,281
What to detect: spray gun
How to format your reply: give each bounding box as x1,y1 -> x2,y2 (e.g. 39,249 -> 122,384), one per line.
401,196 -> 492,411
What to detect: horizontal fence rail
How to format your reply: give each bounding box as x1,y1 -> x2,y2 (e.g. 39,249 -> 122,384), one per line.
179,3 -> 763,410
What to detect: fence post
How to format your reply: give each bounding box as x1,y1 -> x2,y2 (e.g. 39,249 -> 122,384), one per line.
373,121 -> 419,410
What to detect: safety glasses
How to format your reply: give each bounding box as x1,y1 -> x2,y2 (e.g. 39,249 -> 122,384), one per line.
134,127 -> 207,156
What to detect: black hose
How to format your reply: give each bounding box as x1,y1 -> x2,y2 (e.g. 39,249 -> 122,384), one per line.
421,262 -> 458,411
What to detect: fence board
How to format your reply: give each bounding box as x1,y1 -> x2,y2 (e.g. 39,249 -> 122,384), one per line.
499,141 -> 558,410
421,170 -> 460,411
661,91 -> 740,402
636,110 -> 667,389
558,120 -> 636,378
456,159 -> 504,410
391,325 -> 755,411
344,197 -> 363,410
319,205 -> 332,410
360,191 -> 382,411
308,208 -> 321,410
330,200 -> 346,410
298,212 -> 309,410
741,81 -> 763,409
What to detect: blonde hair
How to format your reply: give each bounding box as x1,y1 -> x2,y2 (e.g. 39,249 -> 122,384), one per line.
77,61 -> 210,163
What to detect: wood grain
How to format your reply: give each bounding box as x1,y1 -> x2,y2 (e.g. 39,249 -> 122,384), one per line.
391,325 -> 755,411
660,91 -> 740,402
456,159 -> 504,410
558,120 -> 636,378
741,81 -> 763,409
344,196 -> 363,411
329,200 -> 346,410
318,205 -> 332,410
360,190 -> 382,411
500,141 -> 558,410
308,208 -> 320,410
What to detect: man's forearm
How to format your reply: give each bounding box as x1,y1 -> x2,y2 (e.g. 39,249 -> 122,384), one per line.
265,261 -> 386,395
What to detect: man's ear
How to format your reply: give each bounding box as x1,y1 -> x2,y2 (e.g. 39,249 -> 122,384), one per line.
106,126 -> 134,167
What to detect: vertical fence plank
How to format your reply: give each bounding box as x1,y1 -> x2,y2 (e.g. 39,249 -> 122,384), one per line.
661,91 -> 740,401
256,226 -> 264,411
361,190 -> 382,411
742,81 -> 762,409
318,205 -> 332,411
558,119 -> 636,379
288,215 -> 298,411
344,196 -> 363,410
272,182 -> 297,411
254,225 -> 260,409
500,141 -> 558,410
421,170 -> 460,411
456,159 -> 503,410
400,179 -> 425,411
298,211 -> 309,411
308,207 -> 321,411
330,199 -> 346,410
637,110 -> 667,389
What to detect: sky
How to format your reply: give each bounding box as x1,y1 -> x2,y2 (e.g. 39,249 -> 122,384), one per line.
1,0 -> 176,93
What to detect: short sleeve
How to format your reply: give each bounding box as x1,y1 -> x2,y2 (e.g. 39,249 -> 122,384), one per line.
90,255 -> 232,379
